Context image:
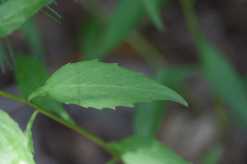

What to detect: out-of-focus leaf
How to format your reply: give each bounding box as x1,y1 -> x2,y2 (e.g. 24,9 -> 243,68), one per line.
200,145 -> 222,164
156,67 -> 193,89
15,56 -> 74,125
79,18 -> 102,58
86,0 -> 144,59
25,111 -> 39,153
0,0 -> 50,37
0,0 -> 8,4
110,136 -> 189,164
134,102 -> 166,138
22,20 -> 44,59
15,56 -> 47,97
29,60 -> 187,110
243,76 -> 247,85
134,67 -> 193,137
197,38 -> 247,125
106,160 -> 117,164
83,0 -> 170,60
181,0 -> 247,125
143,0 -> 167,30
0,110 -> 35,164
127,32 -> 165,71
0,44 -> 6,70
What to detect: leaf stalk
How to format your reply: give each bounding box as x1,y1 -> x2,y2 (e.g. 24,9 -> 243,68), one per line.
0,90 -> 119,158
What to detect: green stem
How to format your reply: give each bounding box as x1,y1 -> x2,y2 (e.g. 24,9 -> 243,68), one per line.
127,32 -> 165,72
180,0 -> 204,42
0,90 -> 118,158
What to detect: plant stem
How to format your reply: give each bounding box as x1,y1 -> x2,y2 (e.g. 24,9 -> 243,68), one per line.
0,90 -> 118,158
180,0 -> 203,42
128,32 -> 165,71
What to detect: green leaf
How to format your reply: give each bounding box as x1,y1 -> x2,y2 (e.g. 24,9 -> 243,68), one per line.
106,160 -> 117,164
197,38 -> 247,125
15,56 -> 74,125
21,20 -> 45,60
15,56 -> 47,98
110,136 -> 189,164
181,0 -> 247,127
0,0 -> 8,5
142,0 -> 166,30
155,67 -> 194,89
134,67 -> 192,137
29,60 -> 187,110
25,111 -> 39,154
181,0 -> 247,125
0,0 -> 50,37
79,17 -> 102,58
0,44 -> 6,70
200,145 -> 222,164
243,76 -> 247,85
0,110 -> 35,164
134,102 -> 166,138
83,0 -> 170,59
86,0 -> 144,59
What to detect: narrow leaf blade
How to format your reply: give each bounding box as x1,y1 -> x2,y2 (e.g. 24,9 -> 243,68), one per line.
197,38 -> 247,125
87,0 -> 144,58
80,18 -> 102,58
21,20 -> 45,60
143,0 -> 165,30
181,0 -> 247,126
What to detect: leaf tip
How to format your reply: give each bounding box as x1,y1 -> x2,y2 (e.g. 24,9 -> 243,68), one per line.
175,94 -> 188,107
181,99 -> 189,107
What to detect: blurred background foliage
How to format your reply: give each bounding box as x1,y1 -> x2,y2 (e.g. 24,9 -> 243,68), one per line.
0,0 -> 247,163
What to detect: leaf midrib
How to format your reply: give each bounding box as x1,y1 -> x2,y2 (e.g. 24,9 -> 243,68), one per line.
48,83 -> 172,96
